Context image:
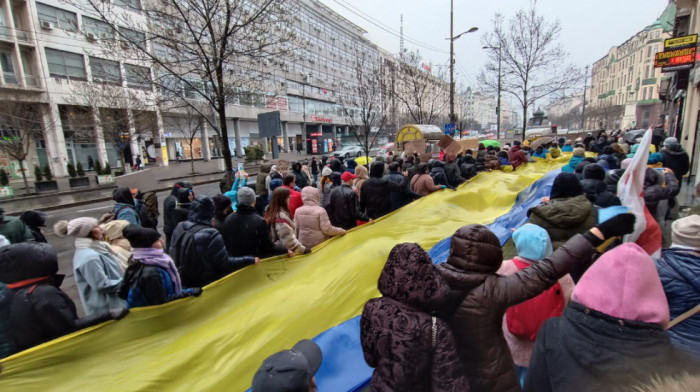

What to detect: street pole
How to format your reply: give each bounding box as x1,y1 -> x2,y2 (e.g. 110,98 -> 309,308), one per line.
496,46 -> 501,140
581,65 -> 589,130
449,0 -> 454,123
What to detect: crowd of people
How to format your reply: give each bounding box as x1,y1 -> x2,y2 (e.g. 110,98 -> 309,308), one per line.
0,128 -> 698,391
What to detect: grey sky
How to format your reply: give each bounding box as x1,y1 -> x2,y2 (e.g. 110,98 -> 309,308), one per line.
318,0 -> 670,90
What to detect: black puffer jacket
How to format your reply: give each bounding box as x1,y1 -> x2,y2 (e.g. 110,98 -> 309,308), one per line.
360,162 -> 407,219
429,160 -> 451,187
170,188 -> 192,235
660,144 -> 690,182
138,191 -> 159,230
444,161 -> 464,188
292,162 -> 309,188
170,195 -> 255,288
436,225 -> 597,392
643,168 -> 679,215
163,182 -> 192,246
386,169 -> 420,212
327,184 -> 369,230
19,210 -> 48,243
222,204 -> 286,258
0,243 -> 115,358
580,178 -> 621,208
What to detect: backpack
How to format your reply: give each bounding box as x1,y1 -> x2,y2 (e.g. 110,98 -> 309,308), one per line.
171,224 -> 209,287
0,282 -> 15,358
505,258 -> 565,340
460,163 -> 477,179
98,205 -> 130,225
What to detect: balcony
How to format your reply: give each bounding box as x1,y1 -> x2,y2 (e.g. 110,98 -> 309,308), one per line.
0,26 -> 11,42
24,74 -> 37,87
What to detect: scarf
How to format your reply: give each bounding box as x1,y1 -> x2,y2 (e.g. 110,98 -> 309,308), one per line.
131,247 -> 182,292
75,237 -> 127,271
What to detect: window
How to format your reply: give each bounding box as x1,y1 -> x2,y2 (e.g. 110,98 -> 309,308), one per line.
647,46 -> 652,58
125,64 -> 151,89
36,3 -> 78,31
45,48 -> 86,80
0,51 -> 17,84
121,28 -> 147,50
83,16 -> 112,38
113,0 -> 141,12
90,57 -> 121,84
642,87 -> 648,100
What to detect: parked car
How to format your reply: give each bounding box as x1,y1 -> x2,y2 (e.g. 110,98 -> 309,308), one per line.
334,145 -> 363,158
374,143 -> 395,159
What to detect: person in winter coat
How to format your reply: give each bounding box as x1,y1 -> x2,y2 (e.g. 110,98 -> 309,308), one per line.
265,165 -> 279,196
561,148 -> 585,173
524,243 -> 698,392
361,243 -> 469,391
443,153 -> 464,188
212,194 -> 232,233
281,174 -> 303,218
294,186 -> 346,249
310,157 -> 319,185
386,162 -> 421,211
353,165 -> 369,199
429,160 -> 452,187
0,242 -> 128,359
580,164 -> 621,208
508,140 -> 528,169
643,167 -> 679,218
484,150 -> 502,170
345,158 -> 358,174
548,143 -> 561,159
318,166 -> 333,207
437,214 -> 636,392
528,173 -> 597,258
118,225 -> 200,309
0,208 -> 34,244
223,187 -> 289,258
170,195 -> 258,288
660,137 -> 690,182
496,224 -> 575,386
111,187 -> 140,226
561,140 -> 573,152
224,170 -> 248,212
655,215 -> 700,361
256,163 -> 272,199
411,163 -> 444,196
596,146 -> 619,169
138,191 -> 159,230
53,217 -> 126,316
100,219 -> 131,268
361,162 -> 409,220
163,181 -> 193,251
19,210 -> 47,243
264,187 -> 309,255
329,157 -> 344,173
327,173 -> 371,230
291,162 -> 309,189
171,187 -> 194,237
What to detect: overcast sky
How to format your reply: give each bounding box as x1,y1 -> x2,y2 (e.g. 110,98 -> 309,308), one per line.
318,0 -> 670,90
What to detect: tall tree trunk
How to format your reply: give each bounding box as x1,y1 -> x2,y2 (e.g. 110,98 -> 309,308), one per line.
20,158 -> 30,195
190,141 -> 195,174
216,101 -> 232,172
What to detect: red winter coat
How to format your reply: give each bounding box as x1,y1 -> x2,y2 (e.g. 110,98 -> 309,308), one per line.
508,145 -> 528,169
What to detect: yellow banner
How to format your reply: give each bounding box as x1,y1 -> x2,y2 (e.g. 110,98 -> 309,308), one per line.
0,158 -> 569,391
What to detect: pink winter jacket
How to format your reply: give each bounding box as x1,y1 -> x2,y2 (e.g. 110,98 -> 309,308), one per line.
497,257 -> 575,367
294,186 -> 345,249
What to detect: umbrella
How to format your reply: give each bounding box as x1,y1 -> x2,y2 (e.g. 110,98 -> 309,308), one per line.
355,155 -> 373,166
481,140 -> 501,148
623,129 -> 646,143
529,137 -> 554,150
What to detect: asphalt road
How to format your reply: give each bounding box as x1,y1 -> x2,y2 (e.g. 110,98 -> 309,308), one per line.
42,181 -> 232,316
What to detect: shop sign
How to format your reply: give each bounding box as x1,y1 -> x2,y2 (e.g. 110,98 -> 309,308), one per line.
655,34 -> 698,72
309,132 -> 323,137
310,115 -> 332,123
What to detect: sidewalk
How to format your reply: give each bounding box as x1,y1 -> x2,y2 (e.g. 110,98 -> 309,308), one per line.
1,152 -> 315,214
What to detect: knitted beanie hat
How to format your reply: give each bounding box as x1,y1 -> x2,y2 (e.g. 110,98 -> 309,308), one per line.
122,224 -> 161,248
671,215 -> 700,249
237,187 -> 256,206
54,217 -> 98,238
573,148 -> 585,157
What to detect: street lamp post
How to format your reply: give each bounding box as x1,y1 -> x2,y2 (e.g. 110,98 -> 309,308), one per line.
483,45 -> 502,140
448,0 -> 477,125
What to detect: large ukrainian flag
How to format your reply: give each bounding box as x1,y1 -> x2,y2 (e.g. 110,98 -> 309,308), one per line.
0,157 -> 568,391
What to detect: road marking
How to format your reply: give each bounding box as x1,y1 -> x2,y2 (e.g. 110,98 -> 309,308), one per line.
77,206 -> 110,212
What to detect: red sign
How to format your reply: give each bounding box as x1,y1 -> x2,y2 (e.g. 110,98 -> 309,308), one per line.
654,46 -> 696,72
309,132 -> 323,137
421,63 -> 432,72
312,139 -> 318,153
266,96 -> 288,111
311,115 -> 332,123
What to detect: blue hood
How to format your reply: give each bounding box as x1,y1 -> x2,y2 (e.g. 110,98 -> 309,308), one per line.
513,223 -> 553,261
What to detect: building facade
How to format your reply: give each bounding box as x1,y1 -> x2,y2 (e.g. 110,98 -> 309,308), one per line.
588,2 -> 675,131
0,0 -> 455,179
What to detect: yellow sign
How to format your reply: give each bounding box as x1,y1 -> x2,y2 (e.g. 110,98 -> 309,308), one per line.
664,34 -> 698,49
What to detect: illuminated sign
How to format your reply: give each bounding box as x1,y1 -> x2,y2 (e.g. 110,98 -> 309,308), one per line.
310,115 -> 332,123
309,132 -> 323,137
655,47 -> 697,71
665,34 -> 697,49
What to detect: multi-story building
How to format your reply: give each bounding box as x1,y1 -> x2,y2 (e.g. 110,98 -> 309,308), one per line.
588,2 -> 676,130
472,91 -> 497,131
0,0 -> 453,180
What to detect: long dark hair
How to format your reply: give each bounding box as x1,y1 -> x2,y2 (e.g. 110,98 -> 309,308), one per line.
264,187 -> 291,224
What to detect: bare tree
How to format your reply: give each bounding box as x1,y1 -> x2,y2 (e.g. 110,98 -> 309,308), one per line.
479,4 -> 582,139
338,55 -> 391,162
394,50 -> 448,125
586,100 -> 624,131
0,102 -> 51,194
64,0 -> 298,173
166,106 -> 205,174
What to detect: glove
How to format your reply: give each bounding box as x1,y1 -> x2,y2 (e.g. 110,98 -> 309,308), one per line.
190,287 -> 203,297
441,185 -> 447,189
597,213 -> 636,239
109,308 -> 129,320
303,248 -> 312,254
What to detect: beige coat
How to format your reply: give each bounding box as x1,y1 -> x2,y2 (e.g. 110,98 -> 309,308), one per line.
410,174 -> 442,196
270,210 -> 305,254
294,187 -> 345,249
